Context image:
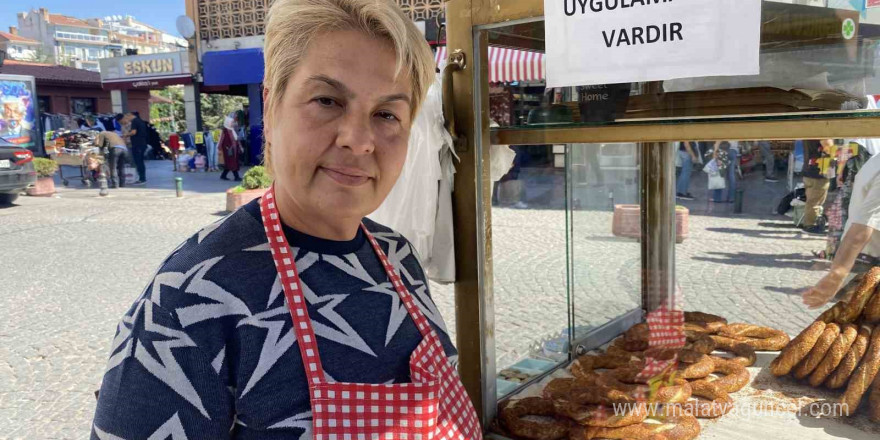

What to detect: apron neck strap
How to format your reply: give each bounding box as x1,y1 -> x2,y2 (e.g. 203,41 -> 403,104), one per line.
259,185 -> 436,386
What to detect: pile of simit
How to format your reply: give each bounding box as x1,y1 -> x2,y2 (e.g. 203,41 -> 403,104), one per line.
497,312 -> 790,440
771,267 -> 880,422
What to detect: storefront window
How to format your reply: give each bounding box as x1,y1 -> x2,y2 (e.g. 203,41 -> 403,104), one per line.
569,143 -> 641,338
490,148 -> 570,396
37,96 -> 51,114
71,98 -> 95,115
465,0 -> 880,432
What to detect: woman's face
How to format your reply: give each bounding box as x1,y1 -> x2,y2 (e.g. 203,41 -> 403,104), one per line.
265,30 -> 413,222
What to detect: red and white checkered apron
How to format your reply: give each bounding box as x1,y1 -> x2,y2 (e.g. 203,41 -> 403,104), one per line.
260,187 -> 483,440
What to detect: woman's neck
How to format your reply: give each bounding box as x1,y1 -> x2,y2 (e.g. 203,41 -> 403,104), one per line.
274,191 -> 361,241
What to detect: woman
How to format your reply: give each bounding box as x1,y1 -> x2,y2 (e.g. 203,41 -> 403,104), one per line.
90,1 -> 481,439
219,116 -> 242,181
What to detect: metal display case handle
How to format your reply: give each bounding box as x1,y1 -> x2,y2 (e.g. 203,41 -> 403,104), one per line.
442,49 -> 467,153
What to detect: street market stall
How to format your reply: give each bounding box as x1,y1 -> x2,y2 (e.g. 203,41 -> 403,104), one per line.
441,0 -> 880,439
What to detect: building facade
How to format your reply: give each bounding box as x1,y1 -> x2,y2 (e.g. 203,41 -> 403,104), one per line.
16,8 -> 188,73
0,29 -> 42,61
0,60 -> 150,119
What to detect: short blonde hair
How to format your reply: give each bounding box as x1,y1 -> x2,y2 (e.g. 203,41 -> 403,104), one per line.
262,0 -> 435,173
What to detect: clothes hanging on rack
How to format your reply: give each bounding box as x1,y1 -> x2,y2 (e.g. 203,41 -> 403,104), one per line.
204,130 -> 217,170
168,133 -> 180,151
181,132 -> 196,150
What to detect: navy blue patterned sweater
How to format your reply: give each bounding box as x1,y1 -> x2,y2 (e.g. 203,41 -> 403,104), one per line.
91,199 -> 456,439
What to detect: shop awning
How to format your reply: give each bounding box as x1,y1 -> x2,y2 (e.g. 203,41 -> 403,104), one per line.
435,46 -> 545,84
202,48 -> 264,86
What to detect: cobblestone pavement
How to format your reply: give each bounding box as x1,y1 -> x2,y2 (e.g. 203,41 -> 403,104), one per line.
1,161 -> 834,437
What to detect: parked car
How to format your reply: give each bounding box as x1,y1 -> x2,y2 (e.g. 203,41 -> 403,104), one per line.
0,137 -> 37,205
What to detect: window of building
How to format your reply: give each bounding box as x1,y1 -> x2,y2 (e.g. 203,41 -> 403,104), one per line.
37,96 -> 51,114
71,98 -> 95,115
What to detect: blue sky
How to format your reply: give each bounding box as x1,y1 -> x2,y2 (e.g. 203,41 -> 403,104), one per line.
0,1 -> 186,36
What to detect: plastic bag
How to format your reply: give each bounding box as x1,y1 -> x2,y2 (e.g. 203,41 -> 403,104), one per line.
708,173 -> 726,190
703,158 -> 719,175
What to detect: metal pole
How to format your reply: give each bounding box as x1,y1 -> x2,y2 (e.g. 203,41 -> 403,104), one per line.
640,142 -> 677,313
175,177 -> 183,197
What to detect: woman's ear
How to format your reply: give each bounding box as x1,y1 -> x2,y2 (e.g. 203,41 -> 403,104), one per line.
262,87 -> 272,145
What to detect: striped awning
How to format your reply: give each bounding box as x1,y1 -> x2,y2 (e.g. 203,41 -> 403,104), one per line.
435,46 -> 546,84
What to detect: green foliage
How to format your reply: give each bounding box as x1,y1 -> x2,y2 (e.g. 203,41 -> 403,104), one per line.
27,46 -> 54,64
200,93 -> 249,130
241,166 -> 273,190
150,86 -> 186,135
33,158 -> 58,178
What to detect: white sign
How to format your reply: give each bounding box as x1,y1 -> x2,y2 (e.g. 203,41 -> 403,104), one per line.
544,0 -> 762,88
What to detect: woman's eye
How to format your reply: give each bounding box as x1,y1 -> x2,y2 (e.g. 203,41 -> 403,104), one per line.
315,97 -> 337,107
376,111 -> 399,122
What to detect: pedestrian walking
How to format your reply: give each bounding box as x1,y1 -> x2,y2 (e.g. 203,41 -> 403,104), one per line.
757,140 -> 779,182
218,116 -> 241,181
801,139 -> 834,234
676,141 -> 698,200
124,112 -> 148,185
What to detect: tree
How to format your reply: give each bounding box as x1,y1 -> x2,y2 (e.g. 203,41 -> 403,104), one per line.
150,86 -> 186,134
200,93 -> 249,130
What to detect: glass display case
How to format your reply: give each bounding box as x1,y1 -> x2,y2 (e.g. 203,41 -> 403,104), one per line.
443,0 -> 880,438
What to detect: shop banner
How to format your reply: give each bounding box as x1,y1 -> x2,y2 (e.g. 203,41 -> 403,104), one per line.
544,0 -> 762,88
869,0 -> 880,9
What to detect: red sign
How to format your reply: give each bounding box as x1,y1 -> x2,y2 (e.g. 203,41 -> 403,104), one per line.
869,0 -> 880,9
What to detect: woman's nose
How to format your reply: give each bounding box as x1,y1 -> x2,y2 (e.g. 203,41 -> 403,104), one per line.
336,113 -> 375,155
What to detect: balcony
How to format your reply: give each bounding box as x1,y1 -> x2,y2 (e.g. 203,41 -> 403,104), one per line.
55,31 -> 108,44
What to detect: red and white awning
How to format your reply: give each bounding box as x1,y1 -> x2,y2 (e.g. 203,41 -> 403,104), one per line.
435,46 -> 545,84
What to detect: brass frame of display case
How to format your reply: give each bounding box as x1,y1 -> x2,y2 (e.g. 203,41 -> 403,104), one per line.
444,0 -> 880,427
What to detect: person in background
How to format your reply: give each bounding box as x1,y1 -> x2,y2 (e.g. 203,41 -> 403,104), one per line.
113,114 -> 124,137
95,130 -> 129,188
676,141 -> 698,200
803,151 -> 880,307
125,112 -> 148,185
821,142 -> 874,260
77,118 -> 91,130
802,139 -> 833,234
757,140 -> 779,182
218,116 -> 241,181
709,141 -> 735,203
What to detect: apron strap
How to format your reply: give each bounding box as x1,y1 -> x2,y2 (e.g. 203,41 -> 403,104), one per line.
260,186 -> 325,385
360,224 -> 434,341
260,184 -> 437,386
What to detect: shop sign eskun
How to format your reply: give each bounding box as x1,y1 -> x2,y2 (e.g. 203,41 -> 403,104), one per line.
124,59 -> 175,76
544,0 -> 762,87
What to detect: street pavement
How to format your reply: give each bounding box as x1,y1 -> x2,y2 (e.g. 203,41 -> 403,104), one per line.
0,160 -> 834,438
